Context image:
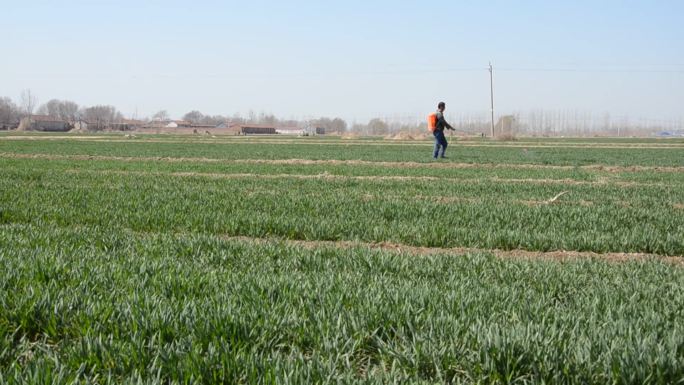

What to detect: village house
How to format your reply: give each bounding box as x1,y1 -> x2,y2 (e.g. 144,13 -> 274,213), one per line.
19,115 -> 70,132
0,120 -> 19,130
73,118 -> 145,131
190,123 -> 216,130
276,127 -> 306,135
304,126 -> 326,135
107,119 -> 145,131
163,120 -> 192,128
227,123 -> 277,135
141,119 -> 189,129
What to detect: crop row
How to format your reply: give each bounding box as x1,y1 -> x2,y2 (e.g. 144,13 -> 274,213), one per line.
2,164 -> 683,255
4,132 -> 684,148
3,131 -> 684,143
3,156 -> 684,185
2,138 -> 684,166
1,224 -> 683,384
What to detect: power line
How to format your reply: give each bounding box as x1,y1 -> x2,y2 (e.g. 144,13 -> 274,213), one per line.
496,67 -> 684,73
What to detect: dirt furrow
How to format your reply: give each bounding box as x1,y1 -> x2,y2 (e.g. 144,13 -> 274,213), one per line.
2,152 -> 683,173
216,235 -> 683,264
3,135 -> 684,149
60,168 -> 672,188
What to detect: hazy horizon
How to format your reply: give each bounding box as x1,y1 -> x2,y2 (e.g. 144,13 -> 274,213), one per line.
3,0 -> 683,123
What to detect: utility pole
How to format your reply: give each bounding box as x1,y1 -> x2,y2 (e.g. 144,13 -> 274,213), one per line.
489,62 -> 495,138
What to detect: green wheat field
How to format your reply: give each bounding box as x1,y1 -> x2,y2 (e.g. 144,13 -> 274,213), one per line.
1,132 -> 683,384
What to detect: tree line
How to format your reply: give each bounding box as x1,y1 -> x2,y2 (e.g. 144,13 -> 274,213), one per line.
0,91 -> 126,130
0,91 -> 353,133
2,90 -> 680,135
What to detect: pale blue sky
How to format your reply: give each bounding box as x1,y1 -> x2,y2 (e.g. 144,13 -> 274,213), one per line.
3,0 -> 683,122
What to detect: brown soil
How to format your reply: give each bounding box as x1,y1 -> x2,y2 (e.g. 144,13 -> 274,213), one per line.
4,135 -> 684,149
60,168 -> 672,188
2,152 -> 683,173
384,132 -> 415,140
218,235 -> 683,264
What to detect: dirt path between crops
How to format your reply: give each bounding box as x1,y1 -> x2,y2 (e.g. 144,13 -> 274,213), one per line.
75,168 -> 680,188
11,221 -> 672,264
2,135 -> 684,149
215,235 -> 683,265
60,168 -> 674,188
16,171 -> 684,207
3,152 -> 684,173
248,191 -> 680,209
2,222 -> 681,264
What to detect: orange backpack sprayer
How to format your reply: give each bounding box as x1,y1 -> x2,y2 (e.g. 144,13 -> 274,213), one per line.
427,112 -> 438,132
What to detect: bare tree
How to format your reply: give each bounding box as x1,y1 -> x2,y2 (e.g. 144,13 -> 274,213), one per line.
152,110 -> 169,122
60,100 -> 79,123
38,99 -> 65,119
367,118 -> 389,135
350,122 -> 366,134
183,110 -> 204,124
231,113 -> 245,125
330,118 -> 347,133
202,115 -> 225,126
258,112 -> 277,125
82,105 -> 122,130
20,89 -> 37,119
311,117 -> 348,133
0,97 -> 20,129
36,104 -> 48,116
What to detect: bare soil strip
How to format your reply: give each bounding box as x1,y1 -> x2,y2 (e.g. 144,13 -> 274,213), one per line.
413,195 -> 595,207
2,222 -> 679,263
5,134 -> 684,145
2,135 -> 684,149
217,235 -> 683,264
62,168 -> 671,188
3,152 -> 683,173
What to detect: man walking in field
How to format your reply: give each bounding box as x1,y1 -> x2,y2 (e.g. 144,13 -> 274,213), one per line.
430,102 -> 455,159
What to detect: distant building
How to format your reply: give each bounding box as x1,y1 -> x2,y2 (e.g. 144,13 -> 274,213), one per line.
0,120 -> 19,130
190,124 -> 216,129
110,119 -> 145,131
73,120 -> 89,130
228,124 -> 277,135
304,126 -> 326,135
20,115 -> 70,132
656,130 -> 684,137
165,120 -> 192,128
276,127 -> 305,135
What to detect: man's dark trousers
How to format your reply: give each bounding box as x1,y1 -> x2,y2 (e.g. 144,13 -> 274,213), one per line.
433,130 -> 448,158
